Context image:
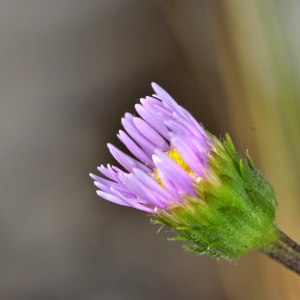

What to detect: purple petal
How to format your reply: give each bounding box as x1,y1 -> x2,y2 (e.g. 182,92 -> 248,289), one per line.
111,165 -> 126,175
172,112 -> 210,152
153,150 -> 197,196
151,158 -> 183,200
133,117 -> 169,151
107,164 -> 123,183
94,181 -> 135,198
151,82 -> 178,108
132,168 -> 175,203
164,121 -> 208,167
96,165 -> 116,181
117,173 -> 164,208
161,98 -> 179,113
135,103 -> 170,140
122,116 -> 157,155
94,181 -> 112,194
107,144 -> 152,173
145,96 -> 164,107
117,130 -> 155,168
125,173 -> 169,208
90,173 -> 130,193
110,188 -> 156,213
153,105 -> 174,117
89,173 -> 116,187
169,133 -> 205,177
178,106 -> 211,142
164,120 -> 193,138
96,190 -> 130,206
185,136 -> 209,168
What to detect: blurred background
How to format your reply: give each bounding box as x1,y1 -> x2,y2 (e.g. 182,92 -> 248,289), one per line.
1,0 -> 300,299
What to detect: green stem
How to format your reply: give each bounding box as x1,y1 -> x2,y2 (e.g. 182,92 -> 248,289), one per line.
258,224 -> 300,275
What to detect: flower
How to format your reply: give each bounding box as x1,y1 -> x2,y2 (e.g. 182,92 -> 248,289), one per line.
90,83 -> 211,213
90,83 -> 278,260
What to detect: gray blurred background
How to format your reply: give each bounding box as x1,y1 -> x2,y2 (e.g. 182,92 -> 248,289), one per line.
1,1 -> 300,299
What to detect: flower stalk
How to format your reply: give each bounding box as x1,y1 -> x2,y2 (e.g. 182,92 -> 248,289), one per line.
258,225 -> 300,275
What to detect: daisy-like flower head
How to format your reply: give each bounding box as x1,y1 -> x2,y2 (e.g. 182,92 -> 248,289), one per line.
90,83 -> 211,213
90,83 -> 277,260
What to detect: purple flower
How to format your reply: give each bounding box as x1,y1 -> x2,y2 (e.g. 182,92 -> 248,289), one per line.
89,87 -> 282,262
90,83 -> 211,214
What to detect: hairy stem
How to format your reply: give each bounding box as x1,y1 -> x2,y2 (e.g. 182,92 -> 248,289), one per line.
258,225 -> 300,275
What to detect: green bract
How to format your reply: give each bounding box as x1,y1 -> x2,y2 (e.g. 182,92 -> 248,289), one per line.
153,134 -> 278,259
